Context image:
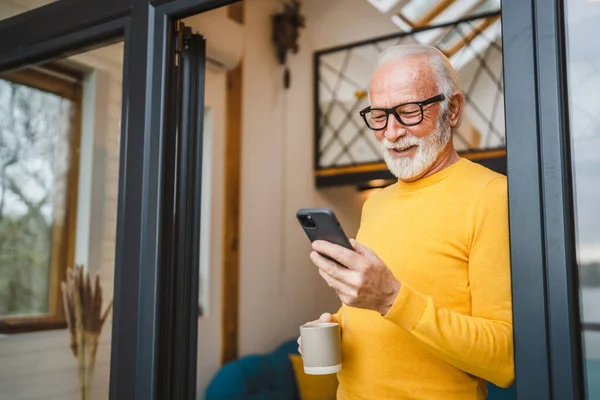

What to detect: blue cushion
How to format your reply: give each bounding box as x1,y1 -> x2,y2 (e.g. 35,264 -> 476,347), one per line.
205,339 -> 301,400
206,339 -> 521,400
487,383 -> 516,400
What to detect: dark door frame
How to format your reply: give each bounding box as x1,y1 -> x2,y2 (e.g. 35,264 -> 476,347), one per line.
0,0 -> 237,399
502,0 -> 584,399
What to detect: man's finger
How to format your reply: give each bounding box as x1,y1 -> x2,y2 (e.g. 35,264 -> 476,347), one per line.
349,238 -> 377,261
310,250 -> 351,281
318,267 -> 344,291
317,269 -> 357,304
312,241 -> 362,271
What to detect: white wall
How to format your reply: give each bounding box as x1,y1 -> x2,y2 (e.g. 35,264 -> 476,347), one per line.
236,0 -> 394,357
182,3 -> 376,394
0,37 -> 124,400
304,0 -> 399,46
195,67 -> 227,395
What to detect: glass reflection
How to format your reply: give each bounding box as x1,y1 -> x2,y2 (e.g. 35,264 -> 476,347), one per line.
564,0 -> 600,398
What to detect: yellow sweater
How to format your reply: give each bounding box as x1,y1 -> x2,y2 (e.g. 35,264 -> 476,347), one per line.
335,158 -> 514,400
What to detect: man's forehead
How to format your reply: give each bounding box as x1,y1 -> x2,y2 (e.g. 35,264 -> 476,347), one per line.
370,57 -> 436,97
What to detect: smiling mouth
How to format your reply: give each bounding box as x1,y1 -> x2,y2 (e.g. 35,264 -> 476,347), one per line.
389,145 -> 417,156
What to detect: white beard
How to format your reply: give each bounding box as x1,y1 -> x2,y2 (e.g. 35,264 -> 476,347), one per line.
381,117 -> 452,181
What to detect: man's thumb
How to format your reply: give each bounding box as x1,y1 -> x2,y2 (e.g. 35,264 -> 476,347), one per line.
319,313 -> 333,322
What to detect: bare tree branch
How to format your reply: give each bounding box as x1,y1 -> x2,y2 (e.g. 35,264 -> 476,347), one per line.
6,177 -> 50,231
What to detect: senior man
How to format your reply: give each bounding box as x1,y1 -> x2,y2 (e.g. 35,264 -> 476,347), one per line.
300,44 -> 514,399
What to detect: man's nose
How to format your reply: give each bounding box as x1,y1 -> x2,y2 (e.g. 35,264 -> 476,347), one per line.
384,114 -> 407,142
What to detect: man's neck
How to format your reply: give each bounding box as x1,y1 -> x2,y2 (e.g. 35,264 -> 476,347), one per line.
424,144 -> 461,178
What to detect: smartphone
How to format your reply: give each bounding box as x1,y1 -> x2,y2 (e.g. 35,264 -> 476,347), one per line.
296,208 -> 354,264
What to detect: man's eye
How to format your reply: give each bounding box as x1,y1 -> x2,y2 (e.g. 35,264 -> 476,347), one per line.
401,111 -> 419,117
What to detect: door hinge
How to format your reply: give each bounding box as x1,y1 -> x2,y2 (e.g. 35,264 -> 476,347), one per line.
174,21 -> 192,67
175,20 -> 183,67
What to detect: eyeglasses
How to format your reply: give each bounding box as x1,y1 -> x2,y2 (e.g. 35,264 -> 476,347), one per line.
359,94 -> 445,130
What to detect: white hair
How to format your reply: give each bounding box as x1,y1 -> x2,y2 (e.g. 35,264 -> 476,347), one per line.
373,44 -> 462,115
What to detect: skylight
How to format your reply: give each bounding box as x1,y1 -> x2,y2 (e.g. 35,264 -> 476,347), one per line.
401,0 -> 439,21
384,0 -> 501,70
390,0 -> 501,31
364,0 -> 404,14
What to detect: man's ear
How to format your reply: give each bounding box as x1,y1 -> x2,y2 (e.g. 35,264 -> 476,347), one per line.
447,92 -> 464,128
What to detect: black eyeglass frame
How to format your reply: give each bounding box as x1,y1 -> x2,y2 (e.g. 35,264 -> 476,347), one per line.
359,94 -> 446,130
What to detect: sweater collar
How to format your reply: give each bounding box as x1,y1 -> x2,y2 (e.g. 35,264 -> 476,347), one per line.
395,158 -> 469,191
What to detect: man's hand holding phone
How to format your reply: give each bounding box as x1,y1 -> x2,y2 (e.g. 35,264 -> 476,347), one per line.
296,208 -> 401,315
310,238 -> 401,316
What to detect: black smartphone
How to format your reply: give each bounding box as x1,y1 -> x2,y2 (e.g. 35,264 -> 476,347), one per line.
296,208 -> 354,264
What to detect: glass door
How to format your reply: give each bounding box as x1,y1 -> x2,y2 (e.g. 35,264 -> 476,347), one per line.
563,0 -> 600,398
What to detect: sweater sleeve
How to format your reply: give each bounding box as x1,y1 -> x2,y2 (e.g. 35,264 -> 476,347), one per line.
382,177 -> 514,388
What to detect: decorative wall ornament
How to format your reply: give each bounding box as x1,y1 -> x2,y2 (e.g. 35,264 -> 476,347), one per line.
271,0 -> 305,89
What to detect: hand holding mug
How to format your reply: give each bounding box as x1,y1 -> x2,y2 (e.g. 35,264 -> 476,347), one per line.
298,313 -> 342,375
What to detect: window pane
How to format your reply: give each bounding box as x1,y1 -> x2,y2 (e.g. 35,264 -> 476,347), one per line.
564,0 -> 600,398
0,0 -> 56,22
0,75 -> 74,317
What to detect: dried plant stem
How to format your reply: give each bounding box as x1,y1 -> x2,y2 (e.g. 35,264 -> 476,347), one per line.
62,265 -> 112,400
73,275 -> 87,400
85,332 -> 99,399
